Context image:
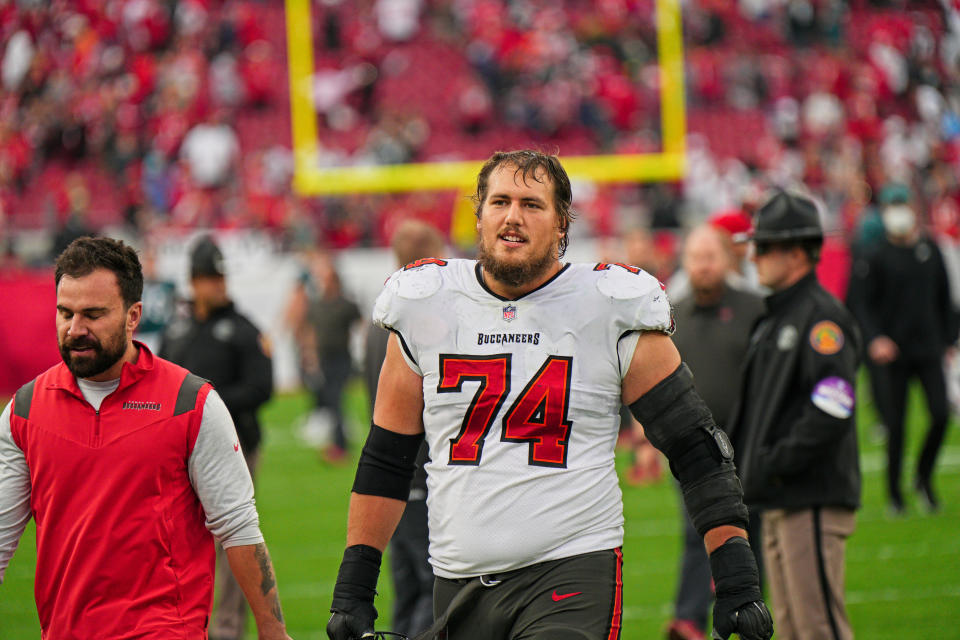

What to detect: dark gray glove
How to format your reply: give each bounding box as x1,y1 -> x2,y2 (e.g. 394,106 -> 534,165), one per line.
709,537 -> 773,640
327,545 -> 381,640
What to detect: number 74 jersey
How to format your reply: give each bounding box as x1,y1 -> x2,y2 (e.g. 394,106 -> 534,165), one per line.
373,258 -> 674,579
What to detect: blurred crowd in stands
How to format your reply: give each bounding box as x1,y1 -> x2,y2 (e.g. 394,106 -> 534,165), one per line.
2,0 -> 960,297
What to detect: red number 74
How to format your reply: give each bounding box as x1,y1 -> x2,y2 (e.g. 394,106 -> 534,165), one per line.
437,354 -> 573,468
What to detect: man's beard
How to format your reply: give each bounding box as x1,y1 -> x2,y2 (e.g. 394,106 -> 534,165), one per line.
59,326 -> 128,379
478,232 -> 557,290
690,278 -> 725,302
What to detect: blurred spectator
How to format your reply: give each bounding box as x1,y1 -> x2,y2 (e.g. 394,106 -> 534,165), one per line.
288,251 -> 362,462
376,0 -> 422,42
159,236 -> 274,640
49,173 -> 95,261
848,183 -> 959,514
180,110 -> 240,189
665,224 -> 765,640
134,241 -> 176,354
709,208 -> 759,289
2,29 -> 34,92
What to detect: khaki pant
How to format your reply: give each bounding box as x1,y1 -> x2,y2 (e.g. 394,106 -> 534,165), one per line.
209,448 -> 259,640
762,507 -> 856,640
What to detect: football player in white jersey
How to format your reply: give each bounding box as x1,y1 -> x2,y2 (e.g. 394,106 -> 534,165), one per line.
327,150 -> 772,640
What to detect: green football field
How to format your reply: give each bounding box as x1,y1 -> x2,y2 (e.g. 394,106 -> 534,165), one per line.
2,377 -> 959,639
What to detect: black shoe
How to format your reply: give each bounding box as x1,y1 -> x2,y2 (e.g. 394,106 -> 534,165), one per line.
888,493 -> 906,518
915,478 -> 940,513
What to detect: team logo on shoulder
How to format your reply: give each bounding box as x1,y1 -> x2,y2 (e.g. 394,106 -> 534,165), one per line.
403,257 -> 447,270
809,320 -> 844,355
502,304 -> 517,322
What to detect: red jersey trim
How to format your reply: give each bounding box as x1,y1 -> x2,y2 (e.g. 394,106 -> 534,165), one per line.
607,547 -> 624,640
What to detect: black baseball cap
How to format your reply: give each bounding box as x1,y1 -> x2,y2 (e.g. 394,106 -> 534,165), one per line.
190,236 -> 226,278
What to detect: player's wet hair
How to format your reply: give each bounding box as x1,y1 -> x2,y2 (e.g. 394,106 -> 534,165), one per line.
55,236 -> 143,307
473,149 -> 576,258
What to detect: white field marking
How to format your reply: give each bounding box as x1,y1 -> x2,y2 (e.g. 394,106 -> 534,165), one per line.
860,446 -> 960,474
846,583 -> 960,605
847,539 -> 960,562
621,601 -> 674,620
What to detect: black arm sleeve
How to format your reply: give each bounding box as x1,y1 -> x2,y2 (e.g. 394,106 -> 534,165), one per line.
352,423 -> 425,501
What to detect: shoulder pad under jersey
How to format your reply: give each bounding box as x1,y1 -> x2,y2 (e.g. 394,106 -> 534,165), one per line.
372,259 -> 447,330
393,258 -> 447,300
593,262 -> 674,333
594,262 -> 664,299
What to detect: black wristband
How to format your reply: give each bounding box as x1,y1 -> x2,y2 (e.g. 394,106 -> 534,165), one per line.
709,536 -> 763,608
331,544 -> 382,612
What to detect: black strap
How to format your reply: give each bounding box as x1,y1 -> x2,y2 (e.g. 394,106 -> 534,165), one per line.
13,380 -> 36,419
174,373 -> 208,416
813,508 -> 843,640
413,579 -> 484,640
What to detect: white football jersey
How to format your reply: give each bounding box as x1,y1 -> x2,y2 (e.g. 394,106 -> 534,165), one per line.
373,258 -> 673,578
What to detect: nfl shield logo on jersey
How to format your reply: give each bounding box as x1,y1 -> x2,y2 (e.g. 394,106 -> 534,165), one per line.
502,304 -> 517,322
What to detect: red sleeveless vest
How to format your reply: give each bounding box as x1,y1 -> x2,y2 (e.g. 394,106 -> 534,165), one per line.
10,345 -> 215,639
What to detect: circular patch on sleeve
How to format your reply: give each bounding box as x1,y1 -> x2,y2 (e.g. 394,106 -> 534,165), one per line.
809,320 -> 844,355
811,376 -> 855,419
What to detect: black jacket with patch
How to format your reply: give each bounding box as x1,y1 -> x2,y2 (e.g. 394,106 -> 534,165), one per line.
728,272 -> 862,511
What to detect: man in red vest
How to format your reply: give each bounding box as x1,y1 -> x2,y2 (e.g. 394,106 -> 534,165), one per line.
0,236 -> 292,640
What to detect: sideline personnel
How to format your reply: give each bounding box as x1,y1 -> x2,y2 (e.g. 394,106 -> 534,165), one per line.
0,236 -> 290,639
327,150 -> 772,640
848,184 -> 957,513
666,225 -> 765,640
729,191 -> 861,640
160,235 -> 274,640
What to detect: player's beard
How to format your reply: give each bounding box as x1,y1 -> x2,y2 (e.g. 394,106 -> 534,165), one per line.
59,322 -> 129,379
478,230 -> 558,289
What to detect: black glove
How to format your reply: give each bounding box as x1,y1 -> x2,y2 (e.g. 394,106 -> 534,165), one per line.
327,544 -> 382,640
709,537 -> 773,640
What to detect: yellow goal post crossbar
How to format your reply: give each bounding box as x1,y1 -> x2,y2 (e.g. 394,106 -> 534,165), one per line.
285,0 -> 686,196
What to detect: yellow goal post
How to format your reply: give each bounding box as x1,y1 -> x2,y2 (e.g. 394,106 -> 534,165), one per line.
285,0 -> 686,198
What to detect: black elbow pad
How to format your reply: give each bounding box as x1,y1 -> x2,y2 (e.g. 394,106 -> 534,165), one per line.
629,363 -> 748,535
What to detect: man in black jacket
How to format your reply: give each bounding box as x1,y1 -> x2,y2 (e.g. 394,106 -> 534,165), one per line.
729,191 -> 861,640
160,235 -> 274,640
848,184 -> 958,513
